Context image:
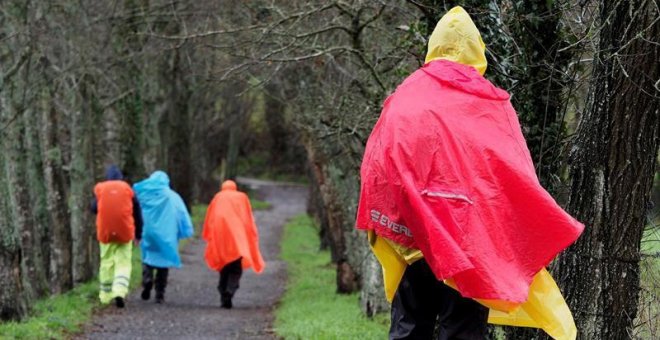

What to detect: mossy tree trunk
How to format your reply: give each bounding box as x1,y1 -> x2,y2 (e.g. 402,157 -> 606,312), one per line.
39,72 -> 74,294
116,4 -> 146,182
550,0 -> 660,338
0,63 -> 30,321
69,75 -> 101,284
22,90 -> 50,299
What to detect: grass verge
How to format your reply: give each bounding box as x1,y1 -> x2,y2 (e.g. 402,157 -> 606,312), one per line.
0,282 -> 97,339
0,204 -> 210,339
0,245 -> 142,340
250,198 -> 272,210
275,214 -> 389,339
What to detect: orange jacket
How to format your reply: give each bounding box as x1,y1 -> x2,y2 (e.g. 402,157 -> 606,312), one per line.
202,180 -> 265,273
94,180 -> 136,243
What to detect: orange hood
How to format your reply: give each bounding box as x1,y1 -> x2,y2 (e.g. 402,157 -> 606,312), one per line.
221,180 -> 237,191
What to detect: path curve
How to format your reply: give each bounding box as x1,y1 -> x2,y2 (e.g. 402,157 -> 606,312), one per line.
79,180 -> 308,340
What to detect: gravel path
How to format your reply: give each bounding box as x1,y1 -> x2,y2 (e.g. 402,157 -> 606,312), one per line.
79,181 -> 308,340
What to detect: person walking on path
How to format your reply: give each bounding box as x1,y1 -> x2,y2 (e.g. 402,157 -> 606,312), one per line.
356,6 -> 584,340
133,170 -> 193,304
202,180 -> 265,309
92,165 -> 143,308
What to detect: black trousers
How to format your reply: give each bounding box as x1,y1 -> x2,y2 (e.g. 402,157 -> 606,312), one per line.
142,264 -> 169,294
390,259 -> 489,340
218,258 -> 243,300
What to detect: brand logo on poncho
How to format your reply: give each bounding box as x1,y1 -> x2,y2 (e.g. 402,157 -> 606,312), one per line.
370,209 -> 412,237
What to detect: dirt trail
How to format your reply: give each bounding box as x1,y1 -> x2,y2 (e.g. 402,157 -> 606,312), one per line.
79,180 -> 308,340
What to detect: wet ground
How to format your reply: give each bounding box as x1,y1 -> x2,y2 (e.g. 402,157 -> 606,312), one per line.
78,180 -> 308,340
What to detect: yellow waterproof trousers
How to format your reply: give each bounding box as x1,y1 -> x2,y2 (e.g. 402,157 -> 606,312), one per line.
98,242 -> 132,304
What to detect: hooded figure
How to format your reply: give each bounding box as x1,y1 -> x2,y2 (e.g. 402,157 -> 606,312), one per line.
355,7 -> 583,340
92,165 -> 143,308
133,170 -> 193,303
202,180 -> 265,308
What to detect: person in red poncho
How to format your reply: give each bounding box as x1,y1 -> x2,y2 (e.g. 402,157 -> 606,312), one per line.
202,180 -> 265,309
355,6 -> 584,340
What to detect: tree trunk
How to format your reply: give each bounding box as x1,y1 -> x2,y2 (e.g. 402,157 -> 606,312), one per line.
0,85 -> 29,322
39,82 -> 73,294
307,138 -> 390,313
22,104 -> 50,298
69,76 -> 98,284
551,1 -> 659,338
360,250 -> 388,317
0,204 -> 27,320
307,167 -> 332,252
1,52 -> 46,308
116,0 -> 149,181
166,49 -> 193,207
500,1 -> 576,337
304,143 -> 359,293
118,92 -> 145,181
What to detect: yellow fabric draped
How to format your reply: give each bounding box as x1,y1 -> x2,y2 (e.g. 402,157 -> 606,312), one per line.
369,232 -> 577,340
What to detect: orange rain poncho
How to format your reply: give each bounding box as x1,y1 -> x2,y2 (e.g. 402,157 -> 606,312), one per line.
202,180 -> 265,273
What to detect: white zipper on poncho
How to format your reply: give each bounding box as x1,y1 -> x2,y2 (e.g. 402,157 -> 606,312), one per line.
421,189 -> 474,205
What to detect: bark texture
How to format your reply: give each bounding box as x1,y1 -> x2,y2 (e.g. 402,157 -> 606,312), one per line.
551,1 -> 660,338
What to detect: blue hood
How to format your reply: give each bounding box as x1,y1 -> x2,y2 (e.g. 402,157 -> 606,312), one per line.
133,170 -> 193,268
105,165 -> 123,180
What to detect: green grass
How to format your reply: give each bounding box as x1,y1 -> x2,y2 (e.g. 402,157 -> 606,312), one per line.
0,245 -> 142,340
250,198 -> 272,210
0,204 -> 209,339
183,204 -> 208,249
0,283 -> 97,339
275,214 -> 389,340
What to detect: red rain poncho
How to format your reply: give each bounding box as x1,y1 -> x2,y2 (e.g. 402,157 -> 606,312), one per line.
202,180 -> 265,273
356,59 -> 584,303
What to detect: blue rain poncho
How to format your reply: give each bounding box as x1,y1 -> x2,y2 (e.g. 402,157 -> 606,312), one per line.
133,171 -> 193,268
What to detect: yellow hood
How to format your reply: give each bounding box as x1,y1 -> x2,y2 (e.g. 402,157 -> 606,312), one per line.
425,6 -> 487,75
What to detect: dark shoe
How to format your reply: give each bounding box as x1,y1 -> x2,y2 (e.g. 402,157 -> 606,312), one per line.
141,288 -> 151,301
155,292 -> 164,304
114,297 -> 125,308
221,296 -> 232,309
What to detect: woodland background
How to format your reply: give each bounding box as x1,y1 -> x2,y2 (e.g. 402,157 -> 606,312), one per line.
0,1 -> 658,339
